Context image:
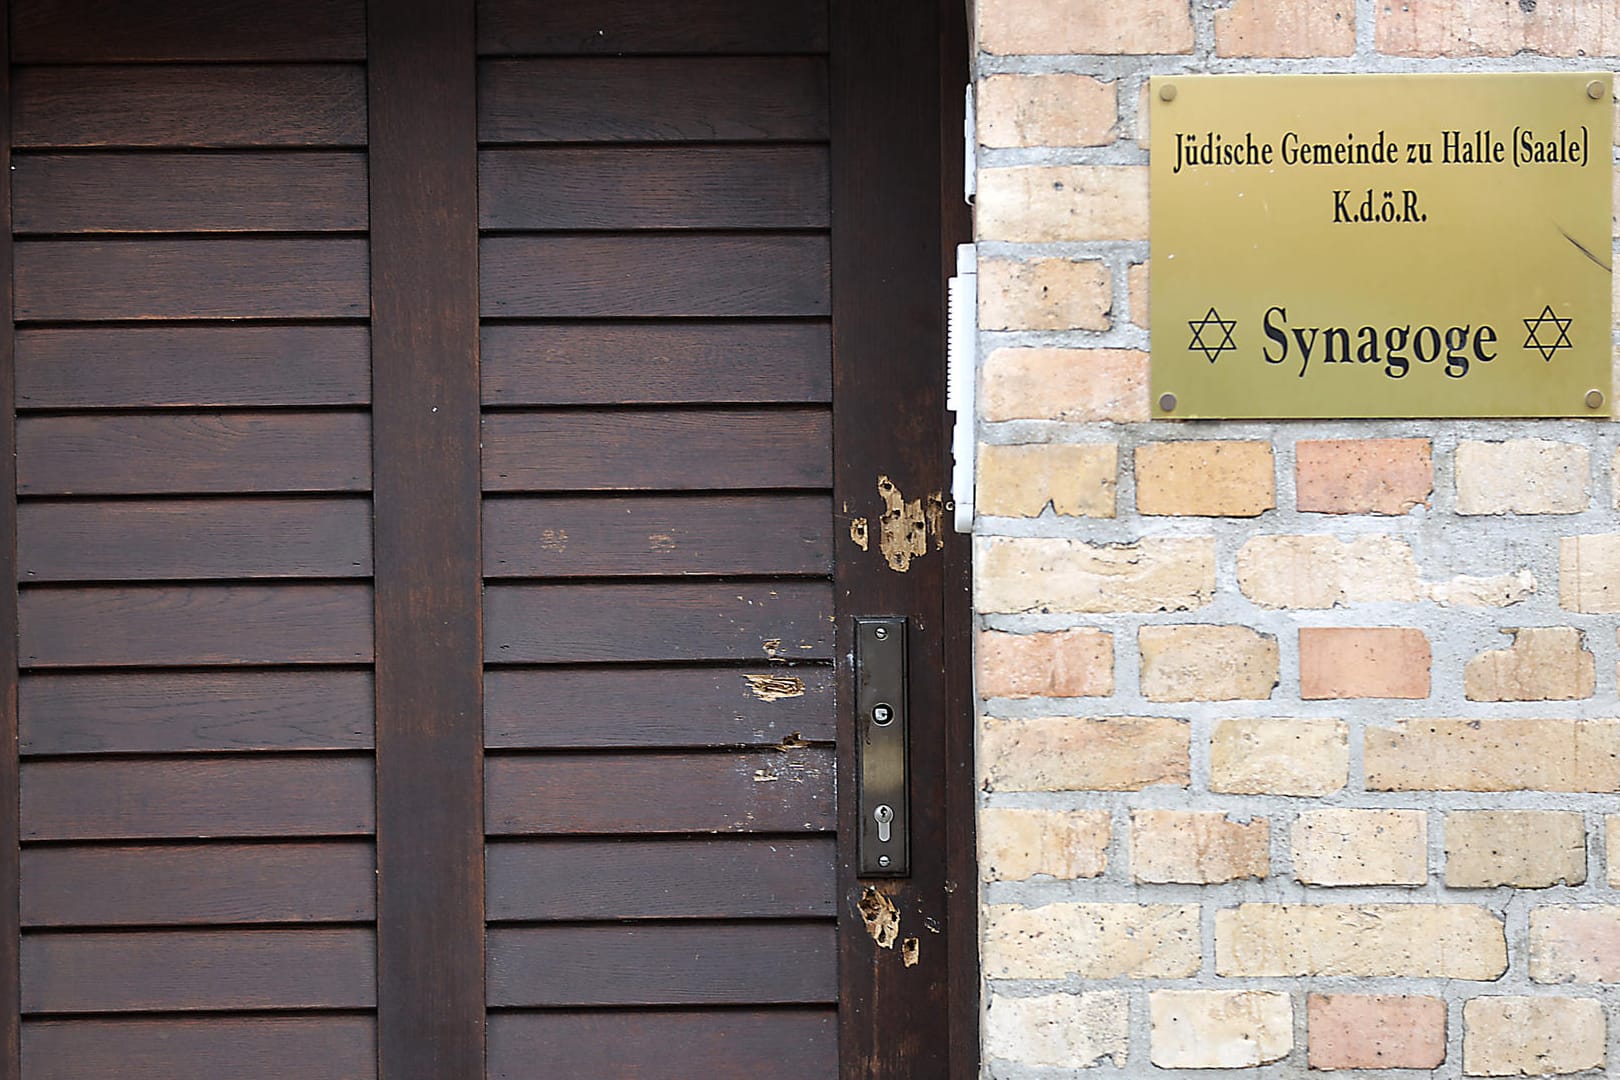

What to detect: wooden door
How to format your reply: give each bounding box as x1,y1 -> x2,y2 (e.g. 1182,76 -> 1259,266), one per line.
0,2 -> 972,1077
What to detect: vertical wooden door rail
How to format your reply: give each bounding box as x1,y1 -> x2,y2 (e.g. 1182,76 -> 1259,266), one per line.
0,5 -> 21,1077
368,4 -> 485,1078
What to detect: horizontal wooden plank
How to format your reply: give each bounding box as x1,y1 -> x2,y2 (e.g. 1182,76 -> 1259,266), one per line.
22,929 -> 376,1013
479,147 -> 826,230
477,0 -> 828,55
22,842 -> 375,926
21,670 -> 374,755
13,152 -> 368,233
13,65 -> 367,148
487,923 -> 835,1006
489,1009 -> 834,1080
485,749 -> 834,834
481,323 -> 829,405
483,495 -> 832,578
13,0 -> 365,62
487,837 -> 834,920
23,1017 -> 376,1080
481,236 -> 827,318
482,409 -> 830,492
22,757 -> 375,840
15,238 -> 369,320
18,412 -> 371,496
16,325 -> 370,409
20,498 -> 373,581
21,584 -> 373,667
485,666 -> 834,748
485,582 -> 832,663
479,57 -> 827,143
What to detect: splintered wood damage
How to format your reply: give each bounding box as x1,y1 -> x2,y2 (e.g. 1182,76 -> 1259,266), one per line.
849,517 -> 869,550
901,936 -> 919,967
761,637 -> 783,659
742,672 -> 806,702
875,475 -> 942,572
857,885 -> 899,949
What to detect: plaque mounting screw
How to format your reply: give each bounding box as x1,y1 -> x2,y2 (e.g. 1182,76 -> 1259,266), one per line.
1159,83 -> 1177,103
1588,80 -> 1606,100
1158,392 -> 1178,413
1586,389 -> 1606,409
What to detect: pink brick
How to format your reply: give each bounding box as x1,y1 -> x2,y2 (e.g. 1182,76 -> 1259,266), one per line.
1308,994 -> 1446,1070
1300,628 -> 1431,700
1295,438 -> 1433,515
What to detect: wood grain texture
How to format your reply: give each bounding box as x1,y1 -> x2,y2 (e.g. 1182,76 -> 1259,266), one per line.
489,1010 -> 835,1080
479,147 -> 827,230
481,323 -> 829,405
14,238 -> 369,320
0,21 -> 19,1077
477,0 -> 829,55
12,65 -> 367,148
21,670 -> 374,755
13,152 -> 368,233
485,748 -> 835,834
22,842 -> 375,926
481,235 -> 827,318
18,412 -> 371,496
22,757 -> 375,840
20,585 -> 374,667
20,498 -> 372,582
482,408 -> 830,492
483,495 -> 832,578
479,57 -> 827,143
485,582 -> 833,663
486,837 -> 835,920
16,325 -> 370,409
22,929 -> 377,1012
22,1017 -> 377,1080
486,922 -> 836,1006
485,665 -> 834,748
12,0 -> 364,61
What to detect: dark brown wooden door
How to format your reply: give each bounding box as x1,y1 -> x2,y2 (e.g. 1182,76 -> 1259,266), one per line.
0,2 -> 972,1077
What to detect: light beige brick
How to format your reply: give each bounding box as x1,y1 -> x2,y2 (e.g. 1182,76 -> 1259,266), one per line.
1136,81 -> 1151,149
1237,534 -> 1422,609
977,0 -> 1194,55
976,628 -> 1113,699
1456,439 -> 1590,515
980,808 -> 1111,882
1380,0 -> 1620,57
1216,0 -> 1354,56
984,902 -> 1200,979
1136,441 -> 1275,517
976,166 -> 1148,242
1465,627 -> 1595,701
1128,261 -> 1148,328
1292,809 -> 1427,886
1447,811 -> 1587,888
1131,810 -> 1268,884
975,536 -> 1215,614
1210,718 -> 1349,796
1150,991 -> 1291,1069
980,347 -> 1149,423
1308,995 -> 1446,1071
1295,438 -> 1432,515
1428,570 -> 1538,608
1300,627 -> 1430,700
1366,719 -> 1620,793
1462,996 -> 1606,1076
984,990 -> 1127,1069
980,715 -> 1189,792
976,74 -> 1117,149
1139,624 -> 1278,702
976,444 -> 1116,518
1215,903 -> 1506,979
1530,907 -> 1620,983
1560,534 -> 1620,613
978,257 -> 1111,332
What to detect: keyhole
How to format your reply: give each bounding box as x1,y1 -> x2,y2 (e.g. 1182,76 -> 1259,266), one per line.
874,804 -> 894,843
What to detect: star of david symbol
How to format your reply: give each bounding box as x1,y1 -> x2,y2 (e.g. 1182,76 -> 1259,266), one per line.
1187,307 -> 1238,364
1523,305 -> 1573,362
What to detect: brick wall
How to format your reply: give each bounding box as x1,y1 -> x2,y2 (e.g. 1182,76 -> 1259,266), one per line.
970,1 -> 1620,1074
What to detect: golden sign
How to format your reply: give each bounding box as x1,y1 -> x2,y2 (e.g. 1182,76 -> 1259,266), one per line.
1150,73 -> 1613,418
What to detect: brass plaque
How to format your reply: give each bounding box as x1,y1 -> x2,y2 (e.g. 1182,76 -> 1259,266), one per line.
1150,73 -> 1613,418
